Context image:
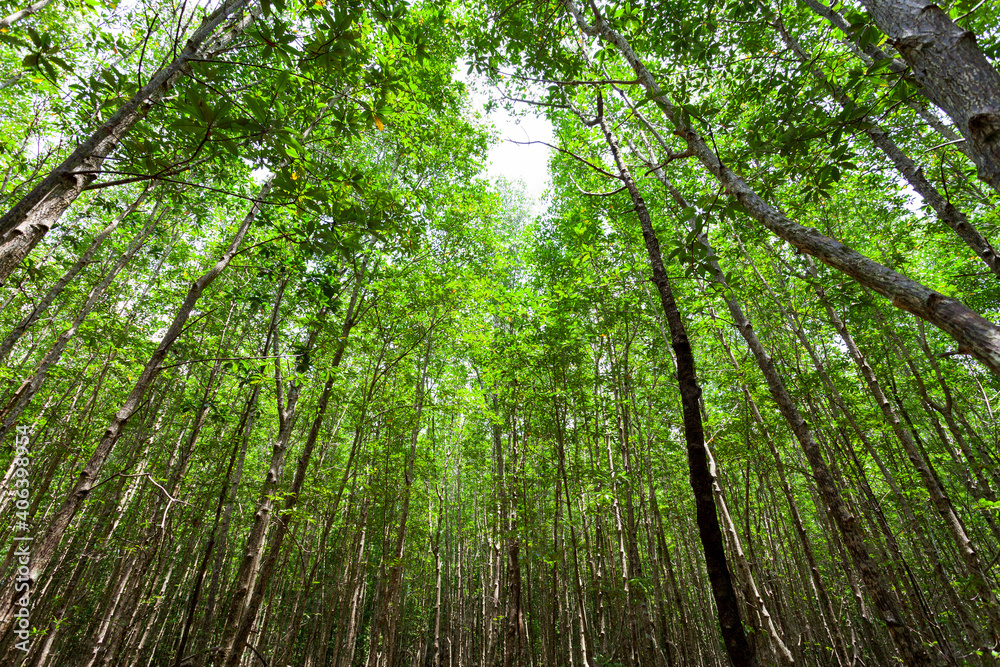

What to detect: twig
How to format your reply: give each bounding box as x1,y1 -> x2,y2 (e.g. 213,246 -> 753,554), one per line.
158,354 -> 285,370
98,473 -> 191,529
956,0 -> 987,22
507,138 -> 619,179
571,174 -> 625,196
922,137 -> 967,153
245,643 -> 269,666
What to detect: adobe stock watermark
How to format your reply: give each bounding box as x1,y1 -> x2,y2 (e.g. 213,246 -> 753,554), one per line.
11,425 -> 31,652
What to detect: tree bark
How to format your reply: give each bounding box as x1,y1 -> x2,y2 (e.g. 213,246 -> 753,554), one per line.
219,271 -> 364,667
859,0 -> 1000,194
797,0 -> 972,156
595,97 -> 757,667
708,446 -> 795,666
0,0 -> 52,29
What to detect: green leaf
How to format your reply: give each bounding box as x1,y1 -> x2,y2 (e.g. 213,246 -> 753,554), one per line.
865,57 -> 895,76
275,69 -> 290,92
0,34 -> 30,49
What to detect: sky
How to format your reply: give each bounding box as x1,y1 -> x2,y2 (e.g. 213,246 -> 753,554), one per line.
462,73 -> 554,214
484,110 -> 553,207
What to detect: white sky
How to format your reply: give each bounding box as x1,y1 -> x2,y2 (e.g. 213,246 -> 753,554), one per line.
462,71 -> 554,214
484,110 -> 553,209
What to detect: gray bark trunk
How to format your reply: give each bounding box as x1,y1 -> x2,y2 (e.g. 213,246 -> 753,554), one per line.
0,0 -> 54,29
799,0 -> 971,155
859,0 -> 1000,194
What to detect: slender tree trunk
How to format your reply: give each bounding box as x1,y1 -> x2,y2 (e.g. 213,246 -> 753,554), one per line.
367,329 -> 435,667
752,278 -> 978,656
431,493 -> 444,667
594,98 -> 757,667
634,123 -> 936,661
214,279 -> 308,665
338,502 -> 369,667
720,268 -> 935,664
554,406 -> 596,667
707,446 -> 794,666
220,276 -> 363,667
804,256 -> 1000,642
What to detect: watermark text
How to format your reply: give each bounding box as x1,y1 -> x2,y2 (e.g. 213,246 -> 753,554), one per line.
12,425 -> 31,652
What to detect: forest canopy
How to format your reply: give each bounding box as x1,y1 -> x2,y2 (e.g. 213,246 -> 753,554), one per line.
1,0 -> 1000,666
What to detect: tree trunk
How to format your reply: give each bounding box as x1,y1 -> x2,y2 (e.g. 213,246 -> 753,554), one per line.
859,0 -> 1000,194
367,327 -> 434,667
595,97 -> 757,667
804,256 -> 1000,643
707,446 -> 794,666
0,0 -> 54,30
220,273 -> 363,667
